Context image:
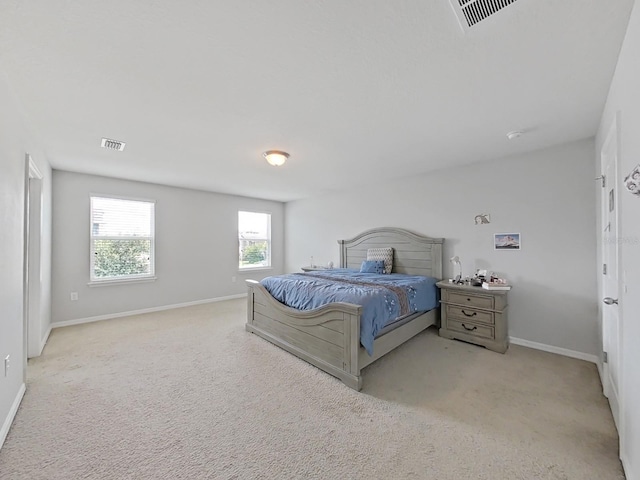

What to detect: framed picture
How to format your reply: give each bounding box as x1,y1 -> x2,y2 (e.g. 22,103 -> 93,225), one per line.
494,233 -> 521,250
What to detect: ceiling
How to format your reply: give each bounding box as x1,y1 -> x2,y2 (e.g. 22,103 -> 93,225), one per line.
0,0 -> 634,202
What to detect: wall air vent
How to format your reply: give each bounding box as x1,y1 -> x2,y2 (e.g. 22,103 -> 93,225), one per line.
101,138 -> 126,151
449,0 -> 519,31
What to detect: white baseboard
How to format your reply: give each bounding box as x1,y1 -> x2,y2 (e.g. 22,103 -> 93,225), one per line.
622,455 -> 636,480
39,325 -> 52,355
596,360 -> 604,388
0,383 -> 26,451
28,324 -> 52,359
509,337 -> 599,364
51,294 -> 247,329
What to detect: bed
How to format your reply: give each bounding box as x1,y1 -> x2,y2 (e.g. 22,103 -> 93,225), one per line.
245,227 -> 444,390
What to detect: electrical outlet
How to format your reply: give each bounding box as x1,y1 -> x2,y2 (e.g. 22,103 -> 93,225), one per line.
70,292 -> 78,301
4,355 -> 9,377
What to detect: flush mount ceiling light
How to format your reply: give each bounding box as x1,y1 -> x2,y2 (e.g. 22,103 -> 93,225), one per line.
101,137 -> 126,151
263,150 -> 289,167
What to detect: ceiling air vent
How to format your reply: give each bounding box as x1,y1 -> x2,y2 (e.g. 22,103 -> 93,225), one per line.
101,137 -> 126,152
449,0 -> 519,31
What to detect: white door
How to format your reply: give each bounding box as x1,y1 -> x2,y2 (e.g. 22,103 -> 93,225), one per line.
601,118 -> 621,432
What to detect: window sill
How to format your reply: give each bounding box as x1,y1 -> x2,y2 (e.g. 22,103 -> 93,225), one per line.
238,267 -> 273,273
88,276 -> 157,287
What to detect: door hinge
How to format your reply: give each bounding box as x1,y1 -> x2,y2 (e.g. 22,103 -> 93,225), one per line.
603,263 -> 607,275
603,351 -> 608,363
596,175 -> 606,187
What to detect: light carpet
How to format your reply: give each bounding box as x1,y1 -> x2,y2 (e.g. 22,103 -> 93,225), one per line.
0,299 -> 624,479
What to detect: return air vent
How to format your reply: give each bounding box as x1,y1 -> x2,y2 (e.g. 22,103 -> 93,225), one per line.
101,137 -> 126,151
449,0 -> 519,31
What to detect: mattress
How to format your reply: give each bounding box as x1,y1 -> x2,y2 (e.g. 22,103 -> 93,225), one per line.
260,269 -> 439,355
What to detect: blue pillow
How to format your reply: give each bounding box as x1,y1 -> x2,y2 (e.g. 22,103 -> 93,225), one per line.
360,260 -> 385,274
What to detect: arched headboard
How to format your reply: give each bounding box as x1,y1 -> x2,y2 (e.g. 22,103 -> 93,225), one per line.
338,227 -> 444,279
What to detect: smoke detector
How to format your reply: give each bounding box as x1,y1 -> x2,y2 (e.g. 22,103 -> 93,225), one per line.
101,138 -> 126,151
506,130 -> 524,140
449,0 -> 520,32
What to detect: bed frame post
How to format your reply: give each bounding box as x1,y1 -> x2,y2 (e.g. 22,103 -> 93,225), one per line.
338,239 -> 346,268
245,281 -> 256,331
343,310 -> 362,391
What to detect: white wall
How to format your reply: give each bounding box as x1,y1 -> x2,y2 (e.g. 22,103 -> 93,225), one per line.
286,139 -> 598,356
52,171 -> 284,323
0,67 -> 52,447
596,0 -> 640,477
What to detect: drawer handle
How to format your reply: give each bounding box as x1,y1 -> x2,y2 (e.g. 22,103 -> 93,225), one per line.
461,310 -> 477,317
462,323 -> 477,332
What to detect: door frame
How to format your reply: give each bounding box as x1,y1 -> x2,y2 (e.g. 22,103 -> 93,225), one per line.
23,153 -> 44,367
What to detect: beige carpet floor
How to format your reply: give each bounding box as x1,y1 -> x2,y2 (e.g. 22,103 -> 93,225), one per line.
0,299 -> 624,479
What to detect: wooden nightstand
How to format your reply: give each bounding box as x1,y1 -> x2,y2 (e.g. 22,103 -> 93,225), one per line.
436,280 -> 509,353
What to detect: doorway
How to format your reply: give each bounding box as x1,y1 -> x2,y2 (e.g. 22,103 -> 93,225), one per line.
23,154 -> 43,364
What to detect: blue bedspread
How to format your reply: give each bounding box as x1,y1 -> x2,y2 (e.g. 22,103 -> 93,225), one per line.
260,269 -> 439,355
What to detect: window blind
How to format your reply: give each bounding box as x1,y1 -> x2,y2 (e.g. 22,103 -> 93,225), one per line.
90,196 -> 155,281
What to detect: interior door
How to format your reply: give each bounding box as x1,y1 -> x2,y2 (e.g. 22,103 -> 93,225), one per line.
601,118 -> 621,432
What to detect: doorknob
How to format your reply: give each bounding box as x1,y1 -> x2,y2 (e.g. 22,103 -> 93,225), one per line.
603,297 -> 618,305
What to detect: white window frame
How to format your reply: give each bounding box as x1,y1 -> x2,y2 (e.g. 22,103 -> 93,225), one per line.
89,194 -> 156,286
238,210 -> 272,271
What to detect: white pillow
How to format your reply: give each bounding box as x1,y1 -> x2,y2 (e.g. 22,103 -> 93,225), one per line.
367,247 -> 393,274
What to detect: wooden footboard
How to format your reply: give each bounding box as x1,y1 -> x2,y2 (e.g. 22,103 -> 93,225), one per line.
246,279 -> 365,390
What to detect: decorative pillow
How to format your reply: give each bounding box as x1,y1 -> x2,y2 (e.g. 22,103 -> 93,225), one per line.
367,247 -> 393,274
360,260 -> 385,274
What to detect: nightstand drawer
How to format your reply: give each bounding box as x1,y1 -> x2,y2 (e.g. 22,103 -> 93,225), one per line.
445,291 -> 494,310
446,305 -> 495,325
447,319 -> 495,340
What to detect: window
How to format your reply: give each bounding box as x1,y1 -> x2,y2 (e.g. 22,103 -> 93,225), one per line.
238,211 -> 271,270
90,196 -> 155,283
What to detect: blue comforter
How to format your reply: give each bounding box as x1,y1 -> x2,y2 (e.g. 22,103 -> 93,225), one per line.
260,269 -> 439,355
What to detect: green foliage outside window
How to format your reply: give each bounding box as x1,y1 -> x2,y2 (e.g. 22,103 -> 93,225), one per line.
93,239 -> 151,278
242,242 -> 267,266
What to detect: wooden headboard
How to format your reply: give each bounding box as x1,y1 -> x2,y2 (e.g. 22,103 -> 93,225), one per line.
338,227 -> 444,279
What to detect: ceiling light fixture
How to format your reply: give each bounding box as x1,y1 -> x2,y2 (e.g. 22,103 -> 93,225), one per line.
263,150 -> 289,167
